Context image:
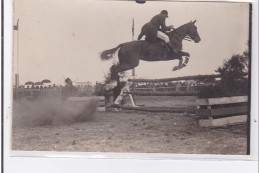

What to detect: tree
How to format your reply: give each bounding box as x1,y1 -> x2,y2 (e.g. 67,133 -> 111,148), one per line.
198,50 -> 249,98
216,51 -> 249,95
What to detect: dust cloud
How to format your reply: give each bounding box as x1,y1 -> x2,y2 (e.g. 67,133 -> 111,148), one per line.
12,97 -> 99,127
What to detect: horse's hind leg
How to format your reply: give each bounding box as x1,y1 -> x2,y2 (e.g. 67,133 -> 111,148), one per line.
111,50 -> 140,81
110,64 -> 120,81
105,62 -> 137,90
112,52 -> 140,105
104,65 -> 120,90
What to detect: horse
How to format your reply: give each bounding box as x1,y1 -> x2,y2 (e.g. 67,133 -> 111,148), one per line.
100,20 -> 201,105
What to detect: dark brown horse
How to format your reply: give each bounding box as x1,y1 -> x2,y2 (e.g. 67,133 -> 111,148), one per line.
101,20 -> 201,89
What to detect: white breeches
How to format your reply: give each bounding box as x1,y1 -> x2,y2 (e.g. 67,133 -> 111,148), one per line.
157,31 -> 170,43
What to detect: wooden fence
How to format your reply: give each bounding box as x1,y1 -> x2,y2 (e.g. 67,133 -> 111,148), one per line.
196,96 -> 248,127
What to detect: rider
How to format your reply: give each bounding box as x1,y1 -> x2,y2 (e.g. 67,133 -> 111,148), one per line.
138,10 -> 176,52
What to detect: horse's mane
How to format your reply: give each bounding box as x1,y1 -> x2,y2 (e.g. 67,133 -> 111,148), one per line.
171,21 -> 193,33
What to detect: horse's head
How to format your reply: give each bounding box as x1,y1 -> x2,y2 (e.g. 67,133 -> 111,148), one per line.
170,20 -> 201,43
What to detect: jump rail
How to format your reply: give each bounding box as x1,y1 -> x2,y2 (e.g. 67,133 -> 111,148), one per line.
126,91 -> 198,96
113,104 -> 196,114
128,74 -> 220,83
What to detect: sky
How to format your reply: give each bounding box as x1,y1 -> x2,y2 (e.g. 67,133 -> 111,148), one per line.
13,0 -> 250,85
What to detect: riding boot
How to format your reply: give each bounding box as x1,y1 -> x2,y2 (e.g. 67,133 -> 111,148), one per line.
167,42 -> 177,53
162,42 -> 171,52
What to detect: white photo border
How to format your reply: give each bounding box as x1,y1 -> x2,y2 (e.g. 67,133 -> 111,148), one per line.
3,0 -> 259,172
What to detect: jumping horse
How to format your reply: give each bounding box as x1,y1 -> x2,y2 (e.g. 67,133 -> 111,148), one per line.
100,20 -> 201,105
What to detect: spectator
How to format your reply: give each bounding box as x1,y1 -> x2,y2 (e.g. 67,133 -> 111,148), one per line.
62,78 -> 77,97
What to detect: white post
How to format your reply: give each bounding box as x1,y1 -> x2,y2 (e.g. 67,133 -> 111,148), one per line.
131,18 -> 136,105
132,18 -> 135,78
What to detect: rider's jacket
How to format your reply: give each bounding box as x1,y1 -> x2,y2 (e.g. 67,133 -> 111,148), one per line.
138,14 -> 172,42
150,14 -> 171,33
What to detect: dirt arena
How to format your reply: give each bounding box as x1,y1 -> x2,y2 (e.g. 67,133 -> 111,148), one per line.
12,96 -> 248,155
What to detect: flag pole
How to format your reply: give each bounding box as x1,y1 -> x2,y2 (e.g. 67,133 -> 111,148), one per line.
14,19 -> 20,89
17,19 -> 19,75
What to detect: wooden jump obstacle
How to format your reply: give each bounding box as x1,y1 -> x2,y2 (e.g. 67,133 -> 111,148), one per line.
106,74 -> 221,113
105,74 -> 249,128
196,96 -> 248,127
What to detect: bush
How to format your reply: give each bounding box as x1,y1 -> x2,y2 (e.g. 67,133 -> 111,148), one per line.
198,51 -> 249,98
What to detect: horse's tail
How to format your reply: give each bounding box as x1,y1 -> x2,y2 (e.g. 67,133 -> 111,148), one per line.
100,44 -> 123,61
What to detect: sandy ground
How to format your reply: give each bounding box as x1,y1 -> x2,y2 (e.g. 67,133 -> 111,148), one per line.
12,96 -> 248,155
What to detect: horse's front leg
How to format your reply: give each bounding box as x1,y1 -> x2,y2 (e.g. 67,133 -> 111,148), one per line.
179,51 -> 190,57
172,51 -> 190,71
180,51 -> 190,66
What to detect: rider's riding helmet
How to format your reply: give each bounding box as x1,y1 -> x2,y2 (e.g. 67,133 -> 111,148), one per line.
161,10 -> 168,18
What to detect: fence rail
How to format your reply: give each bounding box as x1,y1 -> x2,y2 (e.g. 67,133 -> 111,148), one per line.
129,74 -> 220,83
13,87 -> 95,99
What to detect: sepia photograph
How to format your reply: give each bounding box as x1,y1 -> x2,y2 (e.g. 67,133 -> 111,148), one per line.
10,0 -> 252,156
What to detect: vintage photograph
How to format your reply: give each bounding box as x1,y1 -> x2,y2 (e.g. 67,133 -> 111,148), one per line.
11,0 -> 251,155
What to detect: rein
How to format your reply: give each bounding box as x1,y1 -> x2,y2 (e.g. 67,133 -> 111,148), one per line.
170,24 -> 194,42
184,36 -> 192,42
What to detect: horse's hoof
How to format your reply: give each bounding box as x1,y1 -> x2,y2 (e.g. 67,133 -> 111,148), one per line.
172,66 -> 180,71
113,96 -> 122,105
113,108 -> 120,112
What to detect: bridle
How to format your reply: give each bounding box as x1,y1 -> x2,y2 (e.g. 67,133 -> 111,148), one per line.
184,36 -> 192,42
169,23 -> 196,42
